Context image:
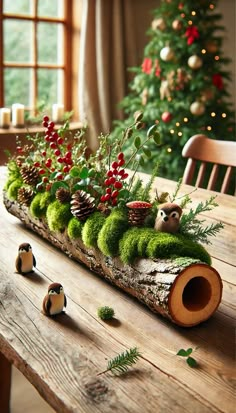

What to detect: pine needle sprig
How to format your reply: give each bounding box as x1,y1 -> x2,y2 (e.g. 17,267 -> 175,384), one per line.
98,347 -> 142,376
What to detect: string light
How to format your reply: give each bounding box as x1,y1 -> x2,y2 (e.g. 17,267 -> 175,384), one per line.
178,132 -> 183,136
222,113 -> 227,118
181,13 -> 185,18
211,112 -> 216,117
183,117 -> 188,122
191,11 -> 196,16
188,20 -> 193,25
209,4 -> 215,10
201,49 -> 206,54
207,126 -> 212,131
215,55 -> 220,61
176,122 -> 180,126
170,129 -> 175,134
167,147 -> 172,153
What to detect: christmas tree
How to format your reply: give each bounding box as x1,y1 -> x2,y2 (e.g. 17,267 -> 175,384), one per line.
111,0 -> 235,180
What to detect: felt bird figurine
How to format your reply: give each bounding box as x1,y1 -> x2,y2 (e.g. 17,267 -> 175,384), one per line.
42,283 -> 67,316
15,242 -> 36,274
154,203 -> 182,234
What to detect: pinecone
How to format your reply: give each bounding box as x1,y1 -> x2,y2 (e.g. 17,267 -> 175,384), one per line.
20,165 -> 40,186
71,190 -> 96,221
56,187 -> 71,203
128,209 -> 149,226
17,187 -> 34,206
97,202 -> 111,217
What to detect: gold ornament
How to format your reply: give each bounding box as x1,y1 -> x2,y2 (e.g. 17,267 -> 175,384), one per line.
160,46 -> 174,62
188,55 -> 203,70
190,101 -> 205,116
152,18 -> 166,31
172,19 -> 182,30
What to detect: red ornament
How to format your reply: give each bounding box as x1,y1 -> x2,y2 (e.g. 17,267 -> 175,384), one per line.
161,112 -> 172,123
142,57 -> 152,74
185,26 -> 200,45
212,73 -> 223,90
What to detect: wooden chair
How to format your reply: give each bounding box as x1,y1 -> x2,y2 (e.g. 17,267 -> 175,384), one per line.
182,134 -> 236,194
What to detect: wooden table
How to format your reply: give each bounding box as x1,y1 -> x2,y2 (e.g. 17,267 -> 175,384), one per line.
0,168 -> 235,413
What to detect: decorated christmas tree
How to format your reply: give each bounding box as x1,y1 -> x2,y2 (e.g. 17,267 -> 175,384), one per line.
111,0 -> 235,179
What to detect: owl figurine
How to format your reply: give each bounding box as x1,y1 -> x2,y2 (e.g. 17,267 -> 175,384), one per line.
42,282 -> 67,316
15,242 -> 36,274
154,202 -> 182,234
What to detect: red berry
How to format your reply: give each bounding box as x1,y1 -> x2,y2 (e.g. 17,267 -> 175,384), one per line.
106,188 -> 112,194
112,169 -> 118,176
43,115 -> 49,122
111,161 -> 118,169
63,165 -> 70,173
107,170 -> 113,177
45,159 -> 52,168
42,176 -> 48,183
112,198 -> 118,206
121,173 -> 129,179
100,195 -> 106,202
45,135 -> 50,142
57,173 -> 63,180
65,151 -> 72,158
111,190 -> 119,198
42,121 -> 48,127
104,193 -> 111,201
52,132 -> 59,140
48,121 -> 55,129
109,177 -> 116,184
50,142 -> 57,149
104,178 -> 110,186
46,183 -> 52,191
114,181 -> 123,189
118,152 -> 124,160
118,169 -> 125,176
39,168 -> 46,174
67,143 -> 72,150
118,159 -> 125,167
34,162 -> 40,167
42,151 -> 46,157
65,158 -> 73,165
51,167 -> 55,172
54,149 -> 61,156
57,157 -> 63,163
57,137 -> 63,145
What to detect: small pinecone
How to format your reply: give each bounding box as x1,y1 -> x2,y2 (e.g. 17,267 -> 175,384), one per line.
128,209 -> 149,226
17,187 -> 34,206
97,202 -> 111,217
71,190 -> 96,221
20,165 -> 40,186
56,187 -> 71,203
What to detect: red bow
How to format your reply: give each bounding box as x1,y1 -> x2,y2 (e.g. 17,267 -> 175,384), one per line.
142,58 -> 152,74
185,26 -> 200,45
212,73 -> 223,90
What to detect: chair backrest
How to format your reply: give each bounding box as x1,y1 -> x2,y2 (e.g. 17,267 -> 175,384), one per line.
182,134 -> 236,194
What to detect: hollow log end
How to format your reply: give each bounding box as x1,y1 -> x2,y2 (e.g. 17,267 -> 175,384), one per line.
168,263 -> 223,327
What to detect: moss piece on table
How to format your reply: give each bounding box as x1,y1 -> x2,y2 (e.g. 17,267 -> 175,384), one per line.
7,179 -> 23,200
29,192 -> 51,218
97,208 -> 129,257
46,200 -> 72,232
146,232 -> 211,265
82,211 -> 106,248
67,217 -> 83,240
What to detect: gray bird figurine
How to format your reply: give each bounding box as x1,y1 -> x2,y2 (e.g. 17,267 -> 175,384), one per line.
15,242 -> 36,274
154,202 -> 182,234
42,283 -> 67,316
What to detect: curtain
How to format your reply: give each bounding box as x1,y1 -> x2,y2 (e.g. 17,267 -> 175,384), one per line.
78,0 -> 158,151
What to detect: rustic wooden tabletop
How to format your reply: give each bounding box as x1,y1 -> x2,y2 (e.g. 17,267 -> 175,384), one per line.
0,167 -> 235,413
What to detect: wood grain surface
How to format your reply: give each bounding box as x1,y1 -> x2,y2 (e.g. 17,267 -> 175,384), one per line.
0,167 -> 235,413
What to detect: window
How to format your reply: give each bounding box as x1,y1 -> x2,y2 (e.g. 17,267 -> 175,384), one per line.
0,0 -> 76,118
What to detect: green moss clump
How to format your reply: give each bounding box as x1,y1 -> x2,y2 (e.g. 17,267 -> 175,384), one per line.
7,179 -> 23,200
4,161 -> 21,190
97,306 -> 115,320
97,209 -> 129,257
82,212 -> 106,248
67,217 -> 83,240
46,200 -> 72,232
146,233 -> 211,265
119,227 -> 142,264
137,227 -> 157,257
29,192 -> 51,218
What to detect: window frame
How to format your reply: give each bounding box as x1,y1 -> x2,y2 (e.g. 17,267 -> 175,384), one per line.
0,0 -> 73,116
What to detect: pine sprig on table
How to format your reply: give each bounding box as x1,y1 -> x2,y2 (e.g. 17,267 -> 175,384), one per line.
180,196 -> 224,244
98,347 -> 141,376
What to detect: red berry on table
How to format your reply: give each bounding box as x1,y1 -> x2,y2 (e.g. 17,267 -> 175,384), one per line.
39,168 -> 46,175
42,176 -> 48,183
42,121 -> 48,127
114,181 -> 123,189
57,137 -> 64,145
107,170 -> 113,177
118,152 -> 124,160
43,115 -> 49,122
34,162 -> 40,167
111,190 -> 119,198
111,161 -> 118,169
54,149 -> 61,156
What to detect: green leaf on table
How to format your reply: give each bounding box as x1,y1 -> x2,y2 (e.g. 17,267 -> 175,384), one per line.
177,348 -> 189,357
186,356 -> 198,368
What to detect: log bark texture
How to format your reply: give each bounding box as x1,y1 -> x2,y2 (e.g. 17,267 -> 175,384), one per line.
3,193 -> 223,327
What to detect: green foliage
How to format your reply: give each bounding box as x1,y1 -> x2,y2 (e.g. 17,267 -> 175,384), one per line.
4,161 -> 21,190
99,347 -> 141,376
177,347 -> 198,368
180,196 -> 224,244
82,212 -> 106,248
97,209 -> 129,257
97,306 -> 115,320
67,217 -> 83,240
6,178 -> 23,200
46,200 -> 72,232
119,227 -> 141,264
29,192 -> 51,218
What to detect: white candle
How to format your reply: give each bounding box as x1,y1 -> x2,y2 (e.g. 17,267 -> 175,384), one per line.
12,103 -> 25,127
0,108 -> 11,128
52,103 -> 64,123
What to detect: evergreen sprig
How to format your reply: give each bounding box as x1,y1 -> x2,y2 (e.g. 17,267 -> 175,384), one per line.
98,347 -> 141,376
180,196 -> 224,244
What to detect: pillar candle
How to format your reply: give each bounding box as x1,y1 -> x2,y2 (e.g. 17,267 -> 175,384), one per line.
12,104 -> 25,127
52,104 -> 64,123
0,108 -> 11,128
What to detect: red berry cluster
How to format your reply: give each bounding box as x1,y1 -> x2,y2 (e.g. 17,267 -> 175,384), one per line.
100,152 -> 128,206
32,116 -> 74,187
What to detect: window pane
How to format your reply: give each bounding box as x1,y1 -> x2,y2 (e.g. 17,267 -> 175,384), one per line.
37,23 -> 63,64
3,0 -> 32,14
4,20 -> 33,63
4,68 -> 31,106
38,69 -> 63,106
38,0 -> 64,18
